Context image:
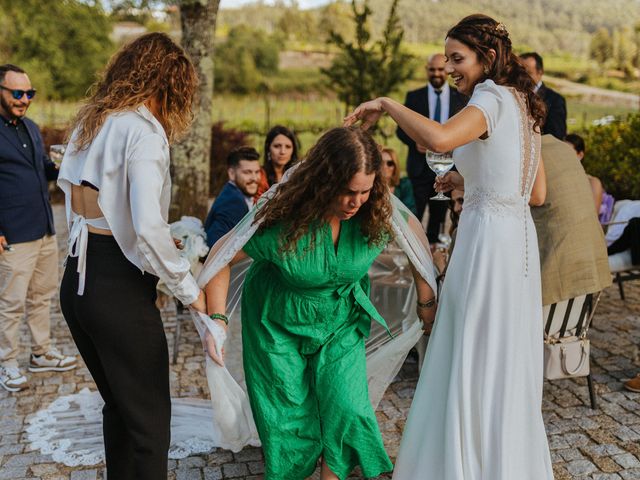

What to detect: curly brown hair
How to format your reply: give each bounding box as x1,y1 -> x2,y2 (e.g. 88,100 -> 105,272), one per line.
446,14 -> 547,131
254,127 -> 393,253
69,32 -> 198,150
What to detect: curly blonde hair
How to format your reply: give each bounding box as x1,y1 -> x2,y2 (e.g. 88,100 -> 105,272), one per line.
254,127 -> 393,253
69,32 -> 198,150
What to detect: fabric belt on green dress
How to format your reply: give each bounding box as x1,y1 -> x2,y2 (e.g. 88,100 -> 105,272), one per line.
269,267 -> 392,337
336,282 -> 392,337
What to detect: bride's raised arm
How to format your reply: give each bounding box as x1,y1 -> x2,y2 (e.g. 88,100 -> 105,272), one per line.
344,97 -> 488,153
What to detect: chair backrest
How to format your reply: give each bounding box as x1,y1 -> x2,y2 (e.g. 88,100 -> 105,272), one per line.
543,293 -> 597,340
611,200 -> 632,222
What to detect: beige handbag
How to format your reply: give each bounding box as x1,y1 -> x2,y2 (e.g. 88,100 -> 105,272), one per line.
544,335 -> 590,380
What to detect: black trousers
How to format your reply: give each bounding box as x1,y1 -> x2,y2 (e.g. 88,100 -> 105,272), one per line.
409,173 -> 449,244
60,234 -> 170,480
608,217 -> 640,264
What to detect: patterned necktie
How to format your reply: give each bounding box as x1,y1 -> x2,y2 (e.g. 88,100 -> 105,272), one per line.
434,89 -> 442,123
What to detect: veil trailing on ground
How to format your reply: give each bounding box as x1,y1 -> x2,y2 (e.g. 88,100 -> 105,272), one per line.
191,164 -> 437,452
26,165 -> 437,465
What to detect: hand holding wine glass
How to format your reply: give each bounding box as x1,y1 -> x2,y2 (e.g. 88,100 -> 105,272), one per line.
426,150 -> 454,200
435,171 -> 464,194
49,144 -> 66,169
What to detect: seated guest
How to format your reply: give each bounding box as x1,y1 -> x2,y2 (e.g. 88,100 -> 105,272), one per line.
256,125 -> 298,198
380,147 -> 417,216
565,133 -> 614,223
608,217 -> 640,259
531,134 -> 611,307
605,200 -> 640,246
204,147 -> 261,247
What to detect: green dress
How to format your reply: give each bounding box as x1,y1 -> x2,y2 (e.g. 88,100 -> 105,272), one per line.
241,217 -> 393,480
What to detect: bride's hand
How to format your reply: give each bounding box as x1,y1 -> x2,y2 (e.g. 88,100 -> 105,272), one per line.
204,321 -> 227,367
435,171 -> 464,193
343,98 -> 386,130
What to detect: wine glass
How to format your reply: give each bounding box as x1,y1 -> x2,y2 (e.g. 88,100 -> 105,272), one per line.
426,150 -> 454,200
389,246 -> 409,285
50,144 -> 66,167
436,223 -> 452,250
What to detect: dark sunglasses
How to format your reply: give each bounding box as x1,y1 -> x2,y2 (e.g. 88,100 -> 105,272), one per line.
0,85 -> 36,100
385,160 -> 395,167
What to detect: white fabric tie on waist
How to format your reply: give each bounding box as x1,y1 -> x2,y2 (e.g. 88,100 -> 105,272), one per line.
68,213 -> 110,295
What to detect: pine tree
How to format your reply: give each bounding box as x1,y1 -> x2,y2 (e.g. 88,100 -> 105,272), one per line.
321,0 -> 415,114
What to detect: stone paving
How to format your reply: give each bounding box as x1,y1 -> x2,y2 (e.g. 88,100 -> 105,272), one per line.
1,205 -> 639,480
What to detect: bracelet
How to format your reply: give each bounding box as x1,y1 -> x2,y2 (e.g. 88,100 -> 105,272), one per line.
417,298 -> 436,309
209,313 -> 229,325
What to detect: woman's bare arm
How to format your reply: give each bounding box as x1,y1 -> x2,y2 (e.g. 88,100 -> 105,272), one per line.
529,156 -> 546,207
344,97 -> 489,153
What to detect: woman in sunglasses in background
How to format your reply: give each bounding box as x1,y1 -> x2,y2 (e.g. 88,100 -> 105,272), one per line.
380,146 -> 417,216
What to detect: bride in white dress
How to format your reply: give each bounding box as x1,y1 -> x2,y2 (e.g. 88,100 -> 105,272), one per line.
345,14 -> 554,479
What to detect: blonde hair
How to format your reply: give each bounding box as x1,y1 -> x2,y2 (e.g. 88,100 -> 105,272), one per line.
69,32 -> 199,150
381,147 -> 400,187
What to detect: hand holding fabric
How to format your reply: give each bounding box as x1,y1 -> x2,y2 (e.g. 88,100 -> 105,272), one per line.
417,303 -> 437,335
203,317 -> 227,367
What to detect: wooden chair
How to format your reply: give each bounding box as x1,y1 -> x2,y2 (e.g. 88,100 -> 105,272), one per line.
543,292 -> 602,409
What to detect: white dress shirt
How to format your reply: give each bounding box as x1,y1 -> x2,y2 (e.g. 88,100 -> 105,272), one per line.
58,105 -> 200,305
534,80 -> 543,93
427,82 -> 451,123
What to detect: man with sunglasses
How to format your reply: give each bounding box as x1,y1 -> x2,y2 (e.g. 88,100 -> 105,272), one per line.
0,64 -> 76,392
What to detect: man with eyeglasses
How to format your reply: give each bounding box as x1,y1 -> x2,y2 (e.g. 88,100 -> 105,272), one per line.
0,64 -> 77,392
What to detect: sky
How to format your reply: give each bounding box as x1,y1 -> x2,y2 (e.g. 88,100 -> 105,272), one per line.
219,0 -> 330,9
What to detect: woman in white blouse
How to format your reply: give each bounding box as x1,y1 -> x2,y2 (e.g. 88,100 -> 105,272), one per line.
58,33 -> 205,480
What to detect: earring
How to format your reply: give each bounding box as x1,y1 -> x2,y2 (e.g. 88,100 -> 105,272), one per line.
483,66 -> 490,75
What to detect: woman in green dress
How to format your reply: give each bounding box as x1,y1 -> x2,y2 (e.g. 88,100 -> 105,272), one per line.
203,127 -> 436,480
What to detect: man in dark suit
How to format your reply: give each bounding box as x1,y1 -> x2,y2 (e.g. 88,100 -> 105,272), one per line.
520,52 -> 567,140
396,53 -> 467,243
0,64 -> 76,392
204,146 -> 261,247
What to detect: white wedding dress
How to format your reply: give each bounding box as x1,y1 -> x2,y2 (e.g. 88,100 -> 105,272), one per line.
393,80 -> 554,479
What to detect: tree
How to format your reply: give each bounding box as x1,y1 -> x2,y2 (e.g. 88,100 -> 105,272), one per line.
169,0 -> 220,222
589,27 -> 613,66
321,0 -> 415,113
214,25 -> 282,94
0,0 -> 113,100
613,26 -> 636,78
318,2 -> 353,44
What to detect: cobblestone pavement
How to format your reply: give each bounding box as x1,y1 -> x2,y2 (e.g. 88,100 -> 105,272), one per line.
1,205 -> 639,480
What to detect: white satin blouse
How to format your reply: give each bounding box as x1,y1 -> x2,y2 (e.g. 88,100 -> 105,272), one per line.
57,105 -> 200,305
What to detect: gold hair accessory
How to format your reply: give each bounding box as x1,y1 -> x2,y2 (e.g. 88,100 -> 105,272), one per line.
495,23 -> 508,34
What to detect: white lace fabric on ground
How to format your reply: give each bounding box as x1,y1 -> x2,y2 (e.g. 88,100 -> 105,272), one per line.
27,164 -> 436,465
26,389 -> 219,466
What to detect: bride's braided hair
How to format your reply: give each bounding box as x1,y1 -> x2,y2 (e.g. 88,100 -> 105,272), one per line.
447,14 -> 546,131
